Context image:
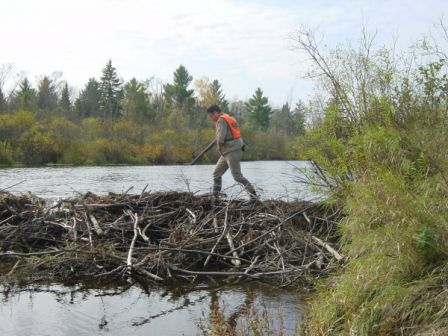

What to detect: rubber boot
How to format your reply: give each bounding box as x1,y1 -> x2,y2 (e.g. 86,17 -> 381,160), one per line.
212,183 -> 221,198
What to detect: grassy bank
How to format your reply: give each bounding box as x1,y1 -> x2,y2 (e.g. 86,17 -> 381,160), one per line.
301,123 -> 448,335
290,26 -> 448,335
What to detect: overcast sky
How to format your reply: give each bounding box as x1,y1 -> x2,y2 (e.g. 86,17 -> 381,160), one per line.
1,0 -> 446,106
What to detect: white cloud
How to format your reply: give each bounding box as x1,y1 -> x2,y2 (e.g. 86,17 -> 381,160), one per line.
0,0 -> 446,105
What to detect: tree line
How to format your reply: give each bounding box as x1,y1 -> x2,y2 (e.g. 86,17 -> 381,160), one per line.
0,61 -> 306,166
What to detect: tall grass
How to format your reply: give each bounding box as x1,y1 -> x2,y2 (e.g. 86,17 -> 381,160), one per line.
294,25 -> 448,335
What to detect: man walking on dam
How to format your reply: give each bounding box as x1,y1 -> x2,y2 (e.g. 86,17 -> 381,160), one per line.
206,104 -> 257,203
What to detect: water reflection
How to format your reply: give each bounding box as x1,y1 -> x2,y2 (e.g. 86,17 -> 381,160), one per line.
0,282 -> 302,336
206,287 -> 256,333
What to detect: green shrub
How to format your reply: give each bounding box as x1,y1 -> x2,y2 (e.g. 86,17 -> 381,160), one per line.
0,140 -> 14,166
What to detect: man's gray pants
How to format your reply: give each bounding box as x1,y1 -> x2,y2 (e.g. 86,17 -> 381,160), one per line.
212,149 -> 256,197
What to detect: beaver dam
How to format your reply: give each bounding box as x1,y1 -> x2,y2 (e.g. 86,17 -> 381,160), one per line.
0,190 -> 342,287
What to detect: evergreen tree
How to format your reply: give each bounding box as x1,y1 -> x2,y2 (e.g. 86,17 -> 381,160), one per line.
245,88 -> 272,130
163,65 -> 195,111
12,78 -> 37,112
99,59 -> 122,118
59,82 -> 72,116
271,101 -> 306,137
272,103 -> 291,133
37,76 -> 58,111
75,78 -> 101,118
292,101 -> 306,136
211,79 -> 229,112
121,78 -> 151,121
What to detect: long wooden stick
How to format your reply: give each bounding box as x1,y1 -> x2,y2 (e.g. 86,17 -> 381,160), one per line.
89,214 -> 103,235
126,212 -> 139,267
169,264 -> 259,279
225,208 -> 241,267
204,207 -> 229,267
190,139 -> 216,165
311,236 -> 344,261
0,249 -> 73,257
135,246 -> 250,263
225,204 -> 316,256
0,180 -> 26,192
169,264 -> 296,278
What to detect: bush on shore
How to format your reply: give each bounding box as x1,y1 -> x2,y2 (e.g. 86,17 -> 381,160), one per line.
293,26 -> 448,335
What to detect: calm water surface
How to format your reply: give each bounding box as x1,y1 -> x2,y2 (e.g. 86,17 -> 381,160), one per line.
0,160 -> 320,201
0,161 -> 317,335
0,282 -> 304,336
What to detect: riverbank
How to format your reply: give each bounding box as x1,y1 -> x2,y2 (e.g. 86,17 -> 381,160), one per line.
0,190 -> 341,287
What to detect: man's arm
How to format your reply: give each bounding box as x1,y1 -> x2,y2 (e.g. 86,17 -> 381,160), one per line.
216,119 -> 227,155
217,142 -> 224,155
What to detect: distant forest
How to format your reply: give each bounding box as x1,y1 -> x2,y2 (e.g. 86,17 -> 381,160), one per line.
0,61 -> 306,166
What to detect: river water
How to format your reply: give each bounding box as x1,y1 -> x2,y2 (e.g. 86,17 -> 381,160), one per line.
0,161 -> 320,201
0,161 -> 319,335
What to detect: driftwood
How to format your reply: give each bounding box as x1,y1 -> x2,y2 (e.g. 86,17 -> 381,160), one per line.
0,190 -> 342,286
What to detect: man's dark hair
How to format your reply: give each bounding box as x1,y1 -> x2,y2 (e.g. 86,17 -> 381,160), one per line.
206,105 -> 221,114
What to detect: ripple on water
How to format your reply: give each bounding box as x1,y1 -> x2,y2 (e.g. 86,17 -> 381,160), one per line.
0,282 -> 304,336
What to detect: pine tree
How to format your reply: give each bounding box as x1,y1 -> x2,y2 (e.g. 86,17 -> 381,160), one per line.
292,101 -> 306,136
121,78 -> 151,121
271,102 -> 306,137
245,88 -> 272,130
59,82 -> 72,117
37,76 -> 58,112
272,103 -> 291,133
211,80 -> 229,112
99,59 -> 122,118
75,78 -> 101,118
12,78 -> 37,112
163,65 -> 194,111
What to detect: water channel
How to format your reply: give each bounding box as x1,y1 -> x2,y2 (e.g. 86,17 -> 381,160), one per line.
0,161 -> 320,335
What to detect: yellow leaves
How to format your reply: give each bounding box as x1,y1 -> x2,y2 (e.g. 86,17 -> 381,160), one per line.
1,110 -> 293,165
0,140 -> 13,165
0,110 -> 37,145
133,143 -> 162,163
18,125 -> 60,164
194,76 -> 220,108
48,117 -> 80,142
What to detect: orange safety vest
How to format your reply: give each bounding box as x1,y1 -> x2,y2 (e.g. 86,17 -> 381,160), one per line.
217,113 -> 241,139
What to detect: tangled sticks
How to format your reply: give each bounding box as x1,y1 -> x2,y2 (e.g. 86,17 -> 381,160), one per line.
0,191 -> 342,286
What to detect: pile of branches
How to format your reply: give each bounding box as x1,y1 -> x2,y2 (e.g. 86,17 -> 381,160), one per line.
0,190 -> 343,286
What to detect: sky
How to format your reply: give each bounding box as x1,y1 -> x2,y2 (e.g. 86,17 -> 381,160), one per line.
0,0 -> 446,107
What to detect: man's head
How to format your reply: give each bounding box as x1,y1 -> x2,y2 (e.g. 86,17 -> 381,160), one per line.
207,104 -> 222,121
